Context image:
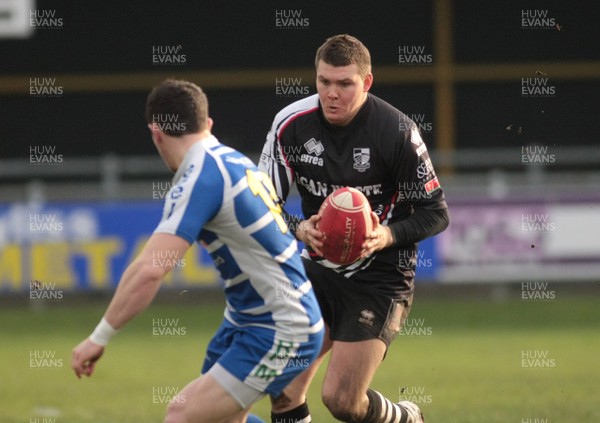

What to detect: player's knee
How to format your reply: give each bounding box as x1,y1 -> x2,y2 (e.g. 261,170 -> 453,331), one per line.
270,393 -> 290,413
164,402 -> 186,423
270,390 -> 304,414
322,389 -> 363,422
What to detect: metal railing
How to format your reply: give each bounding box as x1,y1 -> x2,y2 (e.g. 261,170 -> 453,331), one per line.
2,146 -> 600,203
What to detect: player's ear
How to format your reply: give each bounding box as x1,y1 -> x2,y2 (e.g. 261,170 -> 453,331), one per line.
148,123 -> 162,143
206,117 -> 214,131
363,72 -> 373,92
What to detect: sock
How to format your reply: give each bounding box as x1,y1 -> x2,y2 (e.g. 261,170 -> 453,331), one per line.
271,402 -> 311,423
362,389 -> 408,423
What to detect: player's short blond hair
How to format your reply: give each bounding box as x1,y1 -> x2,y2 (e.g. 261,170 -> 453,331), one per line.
315,34 -> 372,77
145,79 -> 209,136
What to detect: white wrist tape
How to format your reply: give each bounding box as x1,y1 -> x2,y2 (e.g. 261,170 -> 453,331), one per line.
89,317 -> 118,346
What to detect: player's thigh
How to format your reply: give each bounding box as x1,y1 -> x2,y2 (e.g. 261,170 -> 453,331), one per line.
165,374 -> 243,423
303,257 -> 413,348
271,325 -> 333,412
322,338 -> 387,399
284,323 -> 332,392
221,409 -> 251,423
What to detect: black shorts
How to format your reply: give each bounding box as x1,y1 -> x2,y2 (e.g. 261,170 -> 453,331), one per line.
302,258 -> 413,347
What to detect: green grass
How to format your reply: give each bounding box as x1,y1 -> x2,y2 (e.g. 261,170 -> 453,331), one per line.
2,293 -> 599,422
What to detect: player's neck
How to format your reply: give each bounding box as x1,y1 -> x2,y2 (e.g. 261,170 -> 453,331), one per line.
165,130 -> 213,172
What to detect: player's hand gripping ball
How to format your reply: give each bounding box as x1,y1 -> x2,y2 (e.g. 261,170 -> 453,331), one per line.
317,187 -> 373,265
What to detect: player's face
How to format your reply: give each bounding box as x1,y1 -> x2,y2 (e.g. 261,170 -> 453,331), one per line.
316,60 -> 373,126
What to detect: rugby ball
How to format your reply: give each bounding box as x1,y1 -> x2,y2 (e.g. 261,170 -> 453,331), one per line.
317,187 -> 373,265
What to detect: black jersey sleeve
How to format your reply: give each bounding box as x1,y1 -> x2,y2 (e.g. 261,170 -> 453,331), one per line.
387,124 -> 449,247
388,207 -> 449,247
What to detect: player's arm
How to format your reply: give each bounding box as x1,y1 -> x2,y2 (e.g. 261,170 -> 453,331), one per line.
362,208 -> 449,257
103,233 -> 189,329
386,126 -> 449,247
71,233 -> 190,378
362,126 -> 449,255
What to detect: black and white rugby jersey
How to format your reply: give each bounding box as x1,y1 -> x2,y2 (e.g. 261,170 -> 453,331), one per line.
260,93 -> 448,293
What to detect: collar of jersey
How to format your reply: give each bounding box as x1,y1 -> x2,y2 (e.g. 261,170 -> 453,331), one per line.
172,135 -> 219,182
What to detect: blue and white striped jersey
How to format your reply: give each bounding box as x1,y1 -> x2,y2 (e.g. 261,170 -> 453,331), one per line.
154,135 -> 323,340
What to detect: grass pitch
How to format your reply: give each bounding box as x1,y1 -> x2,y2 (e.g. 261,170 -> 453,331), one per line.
2,290 -> 599,422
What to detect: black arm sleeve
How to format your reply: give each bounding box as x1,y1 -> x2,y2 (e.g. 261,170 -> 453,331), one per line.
388,207 -> 449,248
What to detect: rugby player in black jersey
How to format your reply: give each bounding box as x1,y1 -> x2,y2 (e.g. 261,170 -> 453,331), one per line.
260,35 -> 449,423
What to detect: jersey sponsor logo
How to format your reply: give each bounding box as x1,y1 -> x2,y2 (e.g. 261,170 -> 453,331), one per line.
181,164 -> 195,182
294,174 -> 382,198
416,163 -> 429,179
296,174 -> 329,197
358,309 -> 375,326
252,364 -> 279,382
424,177 -> 441,194
416,158 -> 435,180
353,148 -> 370,172
293,138 -> 324,166
252,340 -> 302,382
348,184 -> 382,196
416,143 -> 428,157
299,154 -> 323,166
170,185 -> 184,200
304,138 -> 324,156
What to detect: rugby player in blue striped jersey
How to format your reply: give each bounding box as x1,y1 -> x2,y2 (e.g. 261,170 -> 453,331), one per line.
72,79 -> 324,423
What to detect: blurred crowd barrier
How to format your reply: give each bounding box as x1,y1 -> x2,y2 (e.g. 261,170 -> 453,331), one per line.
1,147 -> 600,293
